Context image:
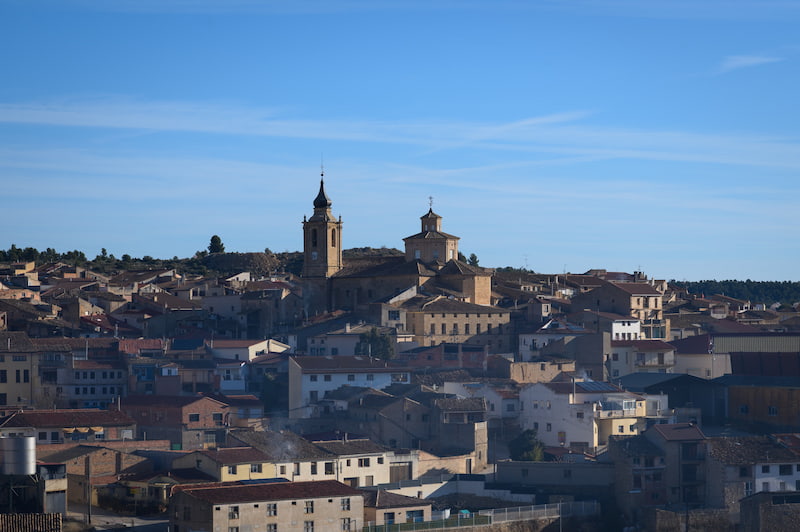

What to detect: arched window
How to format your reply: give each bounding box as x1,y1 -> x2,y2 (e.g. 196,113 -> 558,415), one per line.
311,228 -> 318,247
331,228 -> 336,247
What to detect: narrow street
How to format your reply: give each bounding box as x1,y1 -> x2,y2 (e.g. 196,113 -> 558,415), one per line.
67,501 -> 169,531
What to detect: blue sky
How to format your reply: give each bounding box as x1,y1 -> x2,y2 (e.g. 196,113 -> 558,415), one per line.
1,1 -> 798,281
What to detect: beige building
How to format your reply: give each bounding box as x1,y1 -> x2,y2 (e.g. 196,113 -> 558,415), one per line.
571,281 -> 670,339
170,480 -> 364,532
399,296 -> 513,352
173,447 -> 277,481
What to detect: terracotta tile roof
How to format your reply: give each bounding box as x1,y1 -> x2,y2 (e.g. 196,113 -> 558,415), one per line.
333,256 -> 437,279
228,430 -> 334,461
32,337 -> 120,350
208,339 -> 266,348
610,283 -> 662,296
650,423 -> 705,442
122,395 -> 227,408
73,359 -> 126,370
195,447 -> 271,465
312,439 -> 387,456
0,409 -> 135,428
0,331 -> 37,352
179,479 -> 362,504
708,436 -> 798,464
291,355 -> 406,372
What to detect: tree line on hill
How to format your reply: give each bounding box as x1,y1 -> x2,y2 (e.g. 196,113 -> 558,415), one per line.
2,244 -> 798,305
670,279 -> 800,307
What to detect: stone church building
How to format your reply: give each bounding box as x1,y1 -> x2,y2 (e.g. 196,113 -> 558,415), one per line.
301,178 -> 493,318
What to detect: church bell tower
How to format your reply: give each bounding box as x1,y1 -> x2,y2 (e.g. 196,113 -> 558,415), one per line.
302,175 -> 342,315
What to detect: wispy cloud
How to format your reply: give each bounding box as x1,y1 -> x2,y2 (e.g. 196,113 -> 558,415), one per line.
1,98 -> 800,170
715,54 -> 784,74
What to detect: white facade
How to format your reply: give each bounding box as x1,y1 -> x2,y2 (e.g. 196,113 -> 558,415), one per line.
519,381 -> 657,451
755,462 -> 800,493
611,319 -> 641,341
288,356 -> 411,418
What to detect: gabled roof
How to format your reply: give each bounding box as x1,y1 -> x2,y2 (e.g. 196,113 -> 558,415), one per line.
650,423 -> 705,442
0,331 -> 37,352
708,436 -> 798,464
437,260 -> 490,277
608,283 -> 662,296
228,430 -> 333,461
122,395 -> 228,408
610,434 -> 664,457
0,409 -> 135,428
194,447 -> 271,465
361,490 -> 429,509
178,479 -> 361,504
291,355 -> 406,373
332,256 -> 437,279
313,439 -> 387,456
610,340 -> 675,351
433,397 -> 486,412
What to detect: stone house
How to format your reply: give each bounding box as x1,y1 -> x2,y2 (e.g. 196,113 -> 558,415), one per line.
119,395 -> 229,450
170,479 -> 364,532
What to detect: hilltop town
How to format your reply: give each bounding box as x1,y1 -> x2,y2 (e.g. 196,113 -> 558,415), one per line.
3,180 -> 800,532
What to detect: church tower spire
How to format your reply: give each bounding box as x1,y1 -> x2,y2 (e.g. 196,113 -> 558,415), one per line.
302,172 -> 343,280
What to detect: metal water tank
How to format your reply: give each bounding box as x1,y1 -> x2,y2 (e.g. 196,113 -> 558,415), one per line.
1,436 -> 36,476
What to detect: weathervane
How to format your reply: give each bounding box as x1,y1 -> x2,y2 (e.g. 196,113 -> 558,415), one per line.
428,196 -> 434,209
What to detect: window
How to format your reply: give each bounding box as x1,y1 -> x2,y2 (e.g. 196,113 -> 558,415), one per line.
188,413 -> 200,422
228,465 -> 237,475
341,518 -> 352,531
341,498 -> 351,511
228,506 -> 240,519
744,482 -> 754,496
268,525 -> 277,532
324,375 -> 331,382
294,463 -> 300,475
367,374 -> 374,381
304,521 -> 314,532
762,465 -> 771,474
213,412 -> 223,425
266,503 -> 277,516
279,465 -> 286,475
576,411 -> 584,419
618,425 -> 624,433
251,463 -> 262,473
310,375 -> 318,382
229,528 -> 239,532
311,462 -> 318,475
38,431 -> 47,441
304,501 -> 314,514
325,462 -> 334,475
763,482 -> 770,492
546,423 -> 552,432
347,374 -> 355,382
769,406 -> 778,416
780,464 -> 792,475
358,458 -> 370,467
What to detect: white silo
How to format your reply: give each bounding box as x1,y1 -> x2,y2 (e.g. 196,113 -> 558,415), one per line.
1,436 -> 36,476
